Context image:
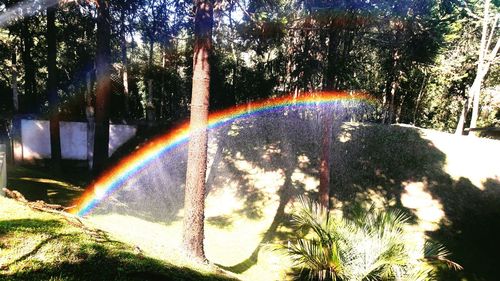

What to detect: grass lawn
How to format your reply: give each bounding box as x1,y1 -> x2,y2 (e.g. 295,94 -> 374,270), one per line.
0,197 -> 236,281
2,122 -> 500,281
7,164 -> 88,206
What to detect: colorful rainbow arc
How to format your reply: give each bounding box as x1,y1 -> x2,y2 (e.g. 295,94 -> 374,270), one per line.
70,91 -> 376,216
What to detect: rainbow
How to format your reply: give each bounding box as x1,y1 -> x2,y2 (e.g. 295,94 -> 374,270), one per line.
71,91 -> 375,216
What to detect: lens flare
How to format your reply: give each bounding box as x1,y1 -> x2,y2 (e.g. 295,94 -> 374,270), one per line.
0,0 -> 60,27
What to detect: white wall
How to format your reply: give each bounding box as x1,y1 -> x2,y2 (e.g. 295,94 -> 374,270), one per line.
21,120 -> 51,160
18,119 -> 137,161
109,124 -> 137,155
60,121 -> 88,160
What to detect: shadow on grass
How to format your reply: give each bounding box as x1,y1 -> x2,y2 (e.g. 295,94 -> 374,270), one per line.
430,177 -> 500,281
323,123 -> 500,280
35,108 -> 497,280
0,218 -> 236,281
7,165 -> 86,206
217,121 -> 499,280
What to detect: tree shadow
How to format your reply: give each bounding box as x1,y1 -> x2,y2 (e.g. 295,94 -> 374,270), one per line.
7,165 -> 86,206
326,123 -> 500,280
218,119 -> 500,279
0,218 -> 236,281
83,110 -> 500,280
429,177 -> 500,281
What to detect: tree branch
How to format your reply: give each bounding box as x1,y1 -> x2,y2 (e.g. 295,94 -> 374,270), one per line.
486,35 -> 500,63
485,13 -> 499,54
233,0 -> 260,26
459,0 -> 482,20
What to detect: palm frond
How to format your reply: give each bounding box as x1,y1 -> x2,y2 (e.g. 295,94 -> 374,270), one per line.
281,197 -> 461,281
423,241 -> 463,271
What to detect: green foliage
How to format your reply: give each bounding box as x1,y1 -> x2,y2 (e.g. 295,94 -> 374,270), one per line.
0,0 -> 497,131
279,197 -> 460,281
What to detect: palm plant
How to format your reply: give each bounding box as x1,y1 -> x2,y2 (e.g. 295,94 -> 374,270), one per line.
280,197 -> 460,281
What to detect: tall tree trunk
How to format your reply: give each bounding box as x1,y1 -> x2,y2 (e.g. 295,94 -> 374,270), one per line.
182,0 -> 213,261
468,0 -> 500,136
20,22 -> 37,113
320,25 -> 340,209
396,93 -> 405,123
47,5 -> 61,168
120,10 -> 130,117
324,28 -> 339,90
319,109 -> 332,208
468,71 -> 487,134
86,72 -> 94,170
455,96 -> 470,135
11,46 -> 18,113
92,0 -> 112,175
413,73 -> 428,125
147,41 -> 155,125
386,51 -> 400,124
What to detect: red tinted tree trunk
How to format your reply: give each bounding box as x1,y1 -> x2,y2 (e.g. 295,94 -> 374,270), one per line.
92,0 -> 112,175
11,47 -> 18,112
319,109 -> 332,208
182,0 -> 213,261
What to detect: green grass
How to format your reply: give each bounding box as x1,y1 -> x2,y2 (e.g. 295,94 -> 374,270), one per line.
3,122 -> 500,281
7,165 -> 88,206
0,197 -> 236,281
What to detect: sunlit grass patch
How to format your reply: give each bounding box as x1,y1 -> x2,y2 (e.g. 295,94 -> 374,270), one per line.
88,211 -> 294,281
0,197 -> 236,281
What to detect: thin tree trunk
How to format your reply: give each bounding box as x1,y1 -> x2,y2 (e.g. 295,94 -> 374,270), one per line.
11,47 -> 18,113
182,0 -> 213,261
319,109 -> 332,208
325,28 -> 339,90
147,41 -> 155,125
147,79 -> 155,125
20,22 -> 37,113
86,72 -> 94,170
120,10 -> 130,117
387,51 -> 400,124
93,0 -> 112,175
468,0 -> 500,136
455,96 -> 469,135
413,73 -> 428,125
388,79 -> 397,124
468,72 -> 486,134
47,5 -> 61,168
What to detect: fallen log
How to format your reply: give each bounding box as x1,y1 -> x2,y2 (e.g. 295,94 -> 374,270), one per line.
2,188 -> 28,203
2,188 -> 108,241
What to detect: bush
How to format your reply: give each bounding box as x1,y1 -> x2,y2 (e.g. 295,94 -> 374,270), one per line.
279,197 -> 461,281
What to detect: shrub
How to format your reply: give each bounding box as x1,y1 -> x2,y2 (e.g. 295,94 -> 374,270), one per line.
279,197 -> 461,281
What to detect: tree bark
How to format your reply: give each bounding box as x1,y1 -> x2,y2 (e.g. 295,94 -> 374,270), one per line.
47,5 -> 61,168
86,72 -> 94,170
11,47 -> 18,113
92,0 -> 112,175
20,22 -> 37,113
468,0 -> 500,136
147,41 -> 155,125
319,109 -> 332,208
413,73 -> 428,125
386,50 -> 400,124
120,10 -> 130,117
182,0 -> 213,262
455,96 -> 469,135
